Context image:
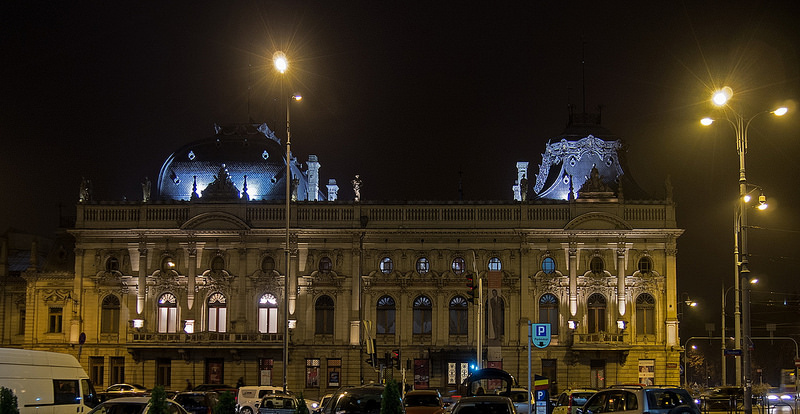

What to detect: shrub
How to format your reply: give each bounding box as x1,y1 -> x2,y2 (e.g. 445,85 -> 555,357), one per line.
380,380 -> 402,414
214,390 -> 236,414
148,386 -> 169,414
0,387 -> 20,414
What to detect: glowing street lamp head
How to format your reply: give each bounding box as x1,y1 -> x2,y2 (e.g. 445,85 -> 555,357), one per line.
273,51 -> 288,74
712,86 -> 733,106
700,117 -> 714,126
292,94 -> 302,101
773,107 -> 788,116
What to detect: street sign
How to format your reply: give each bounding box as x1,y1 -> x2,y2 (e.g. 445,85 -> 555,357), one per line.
794,358 -> 800,367
724,349 -> 742,356
532,323 -> 551,348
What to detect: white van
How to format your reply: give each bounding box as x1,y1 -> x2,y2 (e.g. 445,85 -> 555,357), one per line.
236,386 -> 285,414
0,348 -> 99,414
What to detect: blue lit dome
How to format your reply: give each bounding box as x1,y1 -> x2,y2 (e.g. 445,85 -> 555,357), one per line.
157,123 -> 325,202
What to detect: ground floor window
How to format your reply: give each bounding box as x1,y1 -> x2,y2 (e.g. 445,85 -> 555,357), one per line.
542,359 -> 557,396
414,359 -> 430,389
306,359 -> 320,388
206,358 -> 224,384
327,359 -> 341,388
110,357 -> 125,385
447,362 -> 470,385
90,356 -> 104,387
259,359 -> 273,386
156,359 -> 171,387
590,359 -> 605,389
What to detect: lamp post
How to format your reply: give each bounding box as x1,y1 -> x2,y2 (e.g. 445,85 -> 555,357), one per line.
274,51 -> 302,394
721,285 -> 737,386
702,86 -> 787,414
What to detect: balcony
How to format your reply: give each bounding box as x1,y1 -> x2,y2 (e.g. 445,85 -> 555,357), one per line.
571,331 -> 631,351
129,331 -> 284,348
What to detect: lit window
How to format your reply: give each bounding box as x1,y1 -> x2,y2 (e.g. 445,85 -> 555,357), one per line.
542,257 -> 556,274
416,257 -> 430,274
488,257 -> 502,271
380,257 -> 393,274
208,293 -> 227,333
319,257 -> 332,274
157,293 -> 178,333
452,257 -> 465,275
258,293 -> 278,334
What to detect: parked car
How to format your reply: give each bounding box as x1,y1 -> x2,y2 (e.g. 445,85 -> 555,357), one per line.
98,384 -> 150,401
258,393 -> 300,414
404,389 -> 445,414
552,389 -> 597,414
173,391 -> 219,414
449,395 -> 516,414
765,387 -> 796,407
580,385 -> 699,414
509,388 -> 533,414
86,396 -> 190,414
312,393 -> 332,414
237,386 -> 285,414
322,384 -> 386,414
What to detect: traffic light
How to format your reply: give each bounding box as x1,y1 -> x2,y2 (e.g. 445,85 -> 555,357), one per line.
391,349 -> 400,369
466,274 -> 476,303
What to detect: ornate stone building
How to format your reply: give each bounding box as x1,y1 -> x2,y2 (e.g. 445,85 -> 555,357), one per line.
0,115 -> 682,400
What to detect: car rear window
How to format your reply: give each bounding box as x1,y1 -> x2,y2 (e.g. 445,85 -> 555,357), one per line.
646,389 -> 694,409
456,401 -> 513,414
405,394 -> 441,407
572,393 -> 594,406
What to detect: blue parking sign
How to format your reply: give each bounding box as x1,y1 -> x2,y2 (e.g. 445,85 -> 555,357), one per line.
532,323 -> 551,348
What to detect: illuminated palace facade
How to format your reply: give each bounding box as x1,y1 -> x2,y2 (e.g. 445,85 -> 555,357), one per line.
0,117 -> 683,399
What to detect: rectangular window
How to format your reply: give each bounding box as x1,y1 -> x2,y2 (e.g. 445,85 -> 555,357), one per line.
259,359 -> 274,386
18,308 -> 25,335
327,359 -> 341,388
258,308 -> 278,334
156,358 -> 172,387
90,356 -> 104,387
542,359 -> 557,396
49,307 -> 63,333
590,359 -> 606,389
636,307 -> 655,336
306,359 -> 320,388
206,359 -> 224,384
110,357 -> 125,385
158,307 -> 177,333
414,359 -> 430,389
101,305 -> 120,333
638,359 -> 655,386
448,362 -> 470,385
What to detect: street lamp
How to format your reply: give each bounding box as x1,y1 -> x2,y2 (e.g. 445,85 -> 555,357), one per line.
274,50 -> 301,394
702,86 -> 787,414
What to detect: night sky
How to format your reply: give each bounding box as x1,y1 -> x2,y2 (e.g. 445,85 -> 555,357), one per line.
2,1 -> 800,342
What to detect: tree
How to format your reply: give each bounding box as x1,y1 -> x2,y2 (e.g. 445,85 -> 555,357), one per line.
0,387 -> 20,414
296,393 -> 309,414
214,391 -> 236,414
148,386 -> 169,414
380,379 -> 402,414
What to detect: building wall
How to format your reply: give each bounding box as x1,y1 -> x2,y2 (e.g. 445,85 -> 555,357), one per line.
5,201 -> 682,401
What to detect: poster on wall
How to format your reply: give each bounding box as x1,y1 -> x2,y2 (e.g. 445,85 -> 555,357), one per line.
638,359 -> 655,385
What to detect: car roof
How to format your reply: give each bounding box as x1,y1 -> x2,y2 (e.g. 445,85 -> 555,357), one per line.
100,397 -> 152,403
458,396 -> 513,402
406,390 -> 440,395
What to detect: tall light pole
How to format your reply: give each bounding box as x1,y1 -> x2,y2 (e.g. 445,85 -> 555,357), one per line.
274,51 -> 302,393
721,285 -> 737,386
702,86 -> 787,414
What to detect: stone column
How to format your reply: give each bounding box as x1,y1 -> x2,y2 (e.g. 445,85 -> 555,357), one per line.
237,247 -> 248,331
665,236 -> 679,346
568,240 -> 578,317
617,242 -> 627,318
187,244 -> 197,310
137,244 -> 147,315
350,243 -> 362,346
70,248 -> 84,344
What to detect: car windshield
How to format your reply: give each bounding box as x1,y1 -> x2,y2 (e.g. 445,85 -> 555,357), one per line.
336,392 -> 382,413
405,394 -> 440,407
572,393 -> 594,406
646,389 -> 694,409
90,402 -> 147,414
175,395 -> 207,408
261,397 -> 295,409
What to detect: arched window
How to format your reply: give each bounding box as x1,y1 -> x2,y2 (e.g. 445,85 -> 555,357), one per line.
161,256 -> 176,274
100,295 -> 120,333
260,256 -> 276,273
380,257 -> 393,274
105,257 -> 120,272
637,257 -> 652,274
376,296 -> 396,334
258,293 -> 278,334
636,293 -> 656,336
449,296 -> 468,335
315,296 -> 334,335
207,293 -> 227,333
319,257 -> 332,274
413,296 -> 432,335
587,293 -> 607,333
542,257 -> 556,274
452,257 -> 465,275
211,256 -> 225,272
416,257 -> 430,274
488,257 -> 502,271
157,293 -> 178,333
590,257 -> 604,274
538,293 -> 559,335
